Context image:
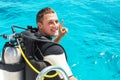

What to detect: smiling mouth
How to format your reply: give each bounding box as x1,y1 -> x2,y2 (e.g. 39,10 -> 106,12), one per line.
51,29 -> 58,35
51,29 -> 58,33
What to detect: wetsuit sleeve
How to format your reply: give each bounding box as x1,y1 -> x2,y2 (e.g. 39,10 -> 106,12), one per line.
44,54 -> 73,77
43,45 -> 73,77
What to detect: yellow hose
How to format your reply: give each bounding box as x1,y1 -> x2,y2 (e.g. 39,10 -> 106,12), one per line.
18,44 -> 59,79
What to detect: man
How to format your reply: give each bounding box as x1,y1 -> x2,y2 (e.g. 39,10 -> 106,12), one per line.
36,7 -> 77,80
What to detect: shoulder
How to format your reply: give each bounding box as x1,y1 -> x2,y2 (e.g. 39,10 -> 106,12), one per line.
42,42 -> 65,56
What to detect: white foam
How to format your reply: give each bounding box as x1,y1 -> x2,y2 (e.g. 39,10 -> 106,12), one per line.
100,52 -> 105,56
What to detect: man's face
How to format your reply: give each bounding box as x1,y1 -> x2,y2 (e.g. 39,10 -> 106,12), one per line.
38,13 -> 59,37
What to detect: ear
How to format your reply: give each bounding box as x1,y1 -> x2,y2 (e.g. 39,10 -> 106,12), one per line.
37,22 -> 42,29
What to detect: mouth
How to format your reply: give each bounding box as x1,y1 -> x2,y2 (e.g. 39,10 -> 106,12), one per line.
51,29 -> 58,36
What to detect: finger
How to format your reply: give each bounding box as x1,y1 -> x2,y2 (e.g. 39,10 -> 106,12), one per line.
62,28 -> 68,33
59,20 -> 64,30
61,20 -> 64,26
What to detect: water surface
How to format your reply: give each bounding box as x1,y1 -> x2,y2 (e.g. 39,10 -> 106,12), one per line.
0,0 -> 120,80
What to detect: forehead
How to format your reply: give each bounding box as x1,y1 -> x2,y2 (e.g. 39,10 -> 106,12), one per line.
43,13 -> 58,21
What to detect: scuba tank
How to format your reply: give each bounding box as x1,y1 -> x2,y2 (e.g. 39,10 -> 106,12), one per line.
1,45 -> 25,80
0,31 -> 25,80
4,46 -> 21,64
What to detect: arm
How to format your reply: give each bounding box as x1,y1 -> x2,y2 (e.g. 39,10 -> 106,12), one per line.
44,54 -> 77,80
69,76 -> 77,80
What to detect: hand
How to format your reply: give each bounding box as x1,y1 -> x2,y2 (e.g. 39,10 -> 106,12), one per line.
69,76 -> 77,80
53,20 -> 68,42
59,20 -> 68,37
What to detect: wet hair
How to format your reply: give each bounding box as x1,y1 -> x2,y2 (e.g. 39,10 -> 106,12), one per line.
36,7 -> 55,23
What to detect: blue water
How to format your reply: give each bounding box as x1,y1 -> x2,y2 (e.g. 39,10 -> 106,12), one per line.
0,0 -> 120,80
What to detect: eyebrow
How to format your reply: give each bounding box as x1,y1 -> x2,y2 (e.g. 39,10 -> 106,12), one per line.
47,19 -> 58,22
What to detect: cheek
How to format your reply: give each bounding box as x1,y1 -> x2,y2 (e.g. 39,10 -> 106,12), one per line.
49,24 -> 53,27
44,26 -> 51,32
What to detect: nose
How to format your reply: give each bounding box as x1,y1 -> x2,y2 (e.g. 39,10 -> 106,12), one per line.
53,21 -> 59,30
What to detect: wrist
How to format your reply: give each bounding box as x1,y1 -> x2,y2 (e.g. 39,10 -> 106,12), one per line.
69,76 -> 77,80
58,33 -> 65,38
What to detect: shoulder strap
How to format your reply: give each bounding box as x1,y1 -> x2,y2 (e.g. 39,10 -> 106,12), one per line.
21,31 -> 52,42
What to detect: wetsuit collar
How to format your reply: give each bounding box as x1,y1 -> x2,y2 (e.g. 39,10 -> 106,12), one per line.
35,32 -> 52,40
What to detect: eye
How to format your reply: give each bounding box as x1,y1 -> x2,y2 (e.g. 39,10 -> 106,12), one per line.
55,20 -> 58,24
49,21 -> 53,25
48,20 -> 58,25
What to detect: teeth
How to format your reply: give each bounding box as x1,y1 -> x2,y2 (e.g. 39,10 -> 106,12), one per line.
51,29 -> 57,32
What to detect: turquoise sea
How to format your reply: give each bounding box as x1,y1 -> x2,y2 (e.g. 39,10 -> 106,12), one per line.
0,0 -> 120,80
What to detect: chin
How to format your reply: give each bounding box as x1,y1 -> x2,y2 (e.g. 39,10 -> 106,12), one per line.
50,32 -> 58,37
54,32 -> 59,36
54,34 -> 58,37
52,35 -> 58,37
